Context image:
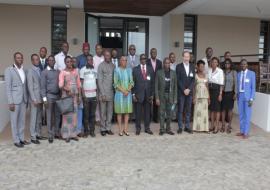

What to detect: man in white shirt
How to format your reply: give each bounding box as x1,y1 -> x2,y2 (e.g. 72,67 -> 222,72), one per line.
54,42 -> 72,71
80,54 -> 98,138
202,47 -> 213,76
5,52 -> 29,148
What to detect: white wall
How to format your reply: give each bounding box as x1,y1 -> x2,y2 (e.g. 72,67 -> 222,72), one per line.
0,82 -> 9,131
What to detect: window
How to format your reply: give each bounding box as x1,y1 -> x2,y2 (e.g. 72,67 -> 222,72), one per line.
184,15 -> 197,59
51,8 -> 67,55
259,21 -> 269,62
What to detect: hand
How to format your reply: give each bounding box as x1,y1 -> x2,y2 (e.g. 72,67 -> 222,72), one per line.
133,95 -> 138,102
233,94 -> 236,101
43,101 -> 48,109
248,100 -> 253,107
33,101 -> 40,107
9,104 -> 15,112
123,91 -> 129,97
149,96 -> 153,104
156,99 -> 160,106
218,94 -> 222,102
184,89 -> 190,96
192,98 -> 196,104
101,95 -> 106,102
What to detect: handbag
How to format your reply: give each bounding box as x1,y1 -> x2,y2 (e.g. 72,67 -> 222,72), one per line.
56,96 -> 74,115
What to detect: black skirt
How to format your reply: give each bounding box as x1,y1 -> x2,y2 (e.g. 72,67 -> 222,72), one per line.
209,83 -> 221,112
221,91 -> 235,111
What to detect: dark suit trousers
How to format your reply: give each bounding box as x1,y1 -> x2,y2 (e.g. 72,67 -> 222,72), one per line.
83,97 -> 97,133
135,98 -> 151,131
46,98 -> 61,138
178,94 -> 192,129
152,98 -> 159,122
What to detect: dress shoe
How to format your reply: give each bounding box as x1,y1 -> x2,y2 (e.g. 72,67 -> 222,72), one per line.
184,128 -> 193,134
159,131 -> 165,136
65,138 -> 70,143
20,140 -> 30,145
136,130 -> 141,135
236,132 -> 243,136
31,139 -> 40,144
177,128 -> 183,134
101,131 -> 106,136
71,137 -> 79,141
145,130 -> 153,135
37,136 -> 47,140
54,135 -> 62,140
89,132 -> 96,137
14,143 -> 24,148
106,130 -> 114,135
166,131 -> 175,135
48,138 -> 53,143
77,133 -> 84,138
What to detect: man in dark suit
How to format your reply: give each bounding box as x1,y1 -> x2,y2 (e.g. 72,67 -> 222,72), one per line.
39,47 -> 48,71
176,51 -> 195,134
133,54 -> 155,135
147,48 -> 162,123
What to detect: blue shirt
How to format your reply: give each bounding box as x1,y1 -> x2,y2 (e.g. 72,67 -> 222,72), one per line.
76,54 -> 88,69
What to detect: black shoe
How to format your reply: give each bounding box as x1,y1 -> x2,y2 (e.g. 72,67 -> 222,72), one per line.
89,132 -> 96,137
101,131 -> 106,136
65,138 -> 70,143
37,136 -> 47,140
166,131 -> 175,135
136,130 -> 141,135
106,130 -> 114,135
145,130 -> 153,135
31,139 -> 40,144
20,140 -> 30,145
48,138 -> 53,143
14,143 -> 24,148
177,128 -> 183,134
71,137 -> 79,141
184,128 -> 193,134
159,131 -> 165,136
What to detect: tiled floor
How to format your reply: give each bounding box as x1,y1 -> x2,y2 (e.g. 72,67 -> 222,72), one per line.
0,114 -> 270,190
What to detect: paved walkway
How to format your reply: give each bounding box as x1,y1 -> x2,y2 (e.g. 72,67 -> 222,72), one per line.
0,116 -> 270,190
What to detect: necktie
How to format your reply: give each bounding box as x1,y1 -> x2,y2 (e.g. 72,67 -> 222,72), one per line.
241,71 -> 245,91
142,65 -> 146,80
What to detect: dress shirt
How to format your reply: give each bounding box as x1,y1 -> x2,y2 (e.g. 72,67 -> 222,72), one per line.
112,58 -> 118,68
183,62 -> 190,76
93,55 -> 104,72
151,59 -> 156,72
40,58 -> 46,67
14,64 -> 25,84
170,62 -> 177,71
54,51 -> 71,71
239,69 -> 248,93
208,67 -> 224,85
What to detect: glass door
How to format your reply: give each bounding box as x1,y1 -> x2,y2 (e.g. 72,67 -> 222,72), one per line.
86,14 -> 99,55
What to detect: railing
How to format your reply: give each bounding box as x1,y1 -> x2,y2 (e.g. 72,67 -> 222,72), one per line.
219,53 -> 270,94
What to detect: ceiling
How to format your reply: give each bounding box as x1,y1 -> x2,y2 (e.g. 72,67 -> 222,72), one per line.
171,0 -> 270,19
84,0 -> 187,16
0,0 -> 84,8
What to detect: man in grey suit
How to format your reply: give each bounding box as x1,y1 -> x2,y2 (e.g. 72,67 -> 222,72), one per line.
5,52 -> 29,148
27,54 -> 44,144
127,44 -> 140,69
41,55 -> 60,143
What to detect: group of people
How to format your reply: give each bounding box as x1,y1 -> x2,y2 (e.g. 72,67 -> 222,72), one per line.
5,42 -> 256,148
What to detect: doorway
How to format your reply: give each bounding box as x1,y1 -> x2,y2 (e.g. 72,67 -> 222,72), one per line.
85,14 -> 149,56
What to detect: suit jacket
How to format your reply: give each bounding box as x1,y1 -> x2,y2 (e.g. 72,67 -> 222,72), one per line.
176,62 -> 195,96
155,69 -> 177,104
4,65 -> 28,105
127,55 -> 140,69
132,64 -> 155,103
39,58 -> 48,71
237,70 -> 256,101
27,66 -> 42,103
146,58 -> 162,73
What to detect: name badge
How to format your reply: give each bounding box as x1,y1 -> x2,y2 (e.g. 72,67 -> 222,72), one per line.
190,73 -> 194,77
245,79 -> 250,83
147,76 -> 151,80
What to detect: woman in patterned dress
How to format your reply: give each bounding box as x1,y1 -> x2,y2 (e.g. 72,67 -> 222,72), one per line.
114,56 -> 134,136
193,60 -> 210,132
59,56 -> 81,142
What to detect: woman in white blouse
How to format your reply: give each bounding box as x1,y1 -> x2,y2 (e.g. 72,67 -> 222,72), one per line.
208,57 -> 224,134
